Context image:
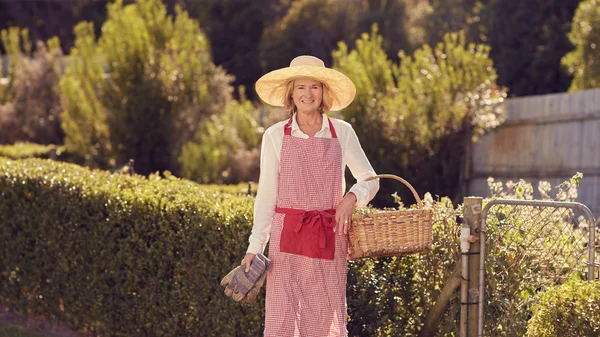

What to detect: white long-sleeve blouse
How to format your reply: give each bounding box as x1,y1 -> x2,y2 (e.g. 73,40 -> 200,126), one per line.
246,114 -> 380,255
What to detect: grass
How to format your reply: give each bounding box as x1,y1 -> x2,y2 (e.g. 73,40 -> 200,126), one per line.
0,318 -> 49,337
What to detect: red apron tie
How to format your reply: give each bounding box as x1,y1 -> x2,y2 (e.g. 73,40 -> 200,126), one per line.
276,207 -> 337,259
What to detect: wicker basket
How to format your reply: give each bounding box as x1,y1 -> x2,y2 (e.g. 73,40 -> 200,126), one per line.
348,174 -> 433,260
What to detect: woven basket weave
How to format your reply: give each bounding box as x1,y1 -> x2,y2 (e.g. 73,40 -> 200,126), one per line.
348,174 -> 433,260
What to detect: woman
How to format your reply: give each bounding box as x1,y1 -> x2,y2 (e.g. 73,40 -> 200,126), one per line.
242,55 -> 379,337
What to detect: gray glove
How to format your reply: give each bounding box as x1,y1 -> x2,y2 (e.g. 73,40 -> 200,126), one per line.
241,270 -> 267,304
220,253 -> 270,302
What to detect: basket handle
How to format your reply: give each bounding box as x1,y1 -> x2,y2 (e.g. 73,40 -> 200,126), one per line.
364,174 -> 424,209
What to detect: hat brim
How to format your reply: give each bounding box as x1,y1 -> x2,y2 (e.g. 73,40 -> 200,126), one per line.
255,65 -> 356,111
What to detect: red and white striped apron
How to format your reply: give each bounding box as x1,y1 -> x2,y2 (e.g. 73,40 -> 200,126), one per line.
264,116 -> 348,337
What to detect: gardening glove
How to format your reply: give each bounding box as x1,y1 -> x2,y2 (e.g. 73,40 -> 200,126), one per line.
220,253 -> 270,302
241,267 -> 268,304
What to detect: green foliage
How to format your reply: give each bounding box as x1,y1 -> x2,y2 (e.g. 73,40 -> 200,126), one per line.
347,193 -> 462,336
562,0 -> 600,91
333,27 -> 506,206
10,38 -> 64,145
526,277 -> 600,337
259,0 -> 338,70
59,21 -> 112,167
0,157 -> 263,337
188,0 -> 273,97
423,0 -> 485,47
482,175 -> 592,336
179,89 -> 261,183
0,27 -> 31,104
60,0 -> 233,174
259,0 -> 411,74
422,0 -> 584,96
0,29 -> 64,145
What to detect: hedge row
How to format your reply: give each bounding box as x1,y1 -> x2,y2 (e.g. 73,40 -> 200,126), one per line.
0,157 -> 262,337
0,156 -> 467,336
3,156 -> 594,336
0,142 -> 85,165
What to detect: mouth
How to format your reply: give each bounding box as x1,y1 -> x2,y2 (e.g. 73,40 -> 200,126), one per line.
301,100 -> 315,104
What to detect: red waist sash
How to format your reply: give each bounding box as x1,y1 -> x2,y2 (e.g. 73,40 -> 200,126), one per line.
276,207 -> 336,260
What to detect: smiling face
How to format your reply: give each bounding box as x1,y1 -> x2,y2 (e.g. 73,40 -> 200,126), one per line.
292,79 -> 323,114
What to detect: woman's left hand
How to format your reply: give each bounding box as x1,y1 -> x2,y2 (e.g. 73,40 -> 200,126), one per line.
335,192 -> 356,235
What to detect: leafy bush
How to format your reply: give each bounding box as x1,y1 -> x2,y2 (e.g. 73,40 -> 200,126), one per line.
347,193 -> 462,336
526,277 -> 600,337
333,27 -> 506,207
179,90 -> 262,184
0,157 -> 263,337
10,38 -> 65,145
562,0 -> 600,91
60,0 -> 233,174
0,28 -> 64,145
0,27 -> 29,105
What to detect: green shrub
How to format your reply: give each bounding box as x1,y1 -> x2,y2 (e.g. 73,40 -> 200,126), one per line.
0,28 -> 64,146
179,90 -> 261,184
60,0 -> 234,174
333,27 -> 506,207
347,193 -> 462,336
526,277 -> 600,337
0,27 -> 29,105
0,157 -> 263,337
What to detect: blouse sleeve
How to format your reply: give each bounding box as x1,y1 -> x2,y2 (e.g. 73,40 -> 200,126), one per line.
246,131 -> 279,255
345,125 -> 379,207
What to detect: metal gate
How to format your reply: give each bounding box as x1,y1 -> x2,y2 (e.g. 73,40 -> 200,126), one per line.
468,199 -> 597,336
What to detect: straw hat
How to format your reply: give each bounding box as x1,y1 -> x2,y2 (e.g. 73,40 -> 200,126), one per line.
255,55 -> 356,111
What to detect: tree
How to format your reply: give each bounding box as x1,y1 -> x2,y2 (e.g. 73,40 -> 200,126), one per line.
421,0 -> 583,96
481,0 -> 582,96
562,0 -> 600,91
60,0 -> 233,173
185,0 -> 278,99
259,0 -> 411,79
423,0 -> 486,47
0,0 -> 110,55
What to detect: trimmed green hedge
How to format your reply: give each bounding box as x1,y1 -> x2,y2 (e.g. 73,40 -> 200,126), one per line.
1,156 -> 467,336
526,277 -> 600,337
0,157 -> 262,337
0,143 -> 84,165
0,143 -> 60,159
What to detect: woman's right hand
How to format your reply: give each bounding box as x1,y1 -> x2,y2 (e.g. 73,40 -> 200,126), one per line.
241,253 -> 256,273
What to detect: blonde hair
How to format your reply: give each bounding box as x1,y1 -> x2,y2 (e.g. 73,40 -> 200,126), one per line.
282,78 -> 334,116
